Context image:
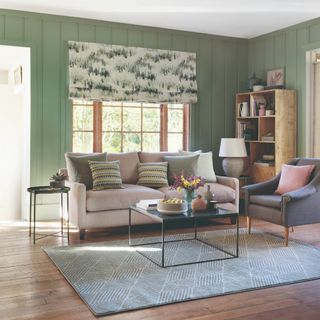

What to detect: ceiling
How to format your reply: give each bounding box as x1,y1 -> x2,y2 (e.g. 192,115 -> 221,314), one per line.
1,0 -> 320,38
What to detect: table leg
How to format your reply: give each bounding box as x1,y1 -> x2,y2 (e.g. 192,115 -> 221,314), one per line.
128,208 -> 132,245
161,221 -> 165,268
33,193 -> 36,244
236,215 -> 239,257
67,192 -> 69,243
194,218 -> 198,239
60,193 -> 63,234
29,192 -> 32,237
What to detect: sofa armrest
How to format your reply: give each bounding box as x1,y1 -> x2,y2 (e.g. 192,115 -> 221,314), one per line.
216,175 -> 239,212
65,180 -> 87,229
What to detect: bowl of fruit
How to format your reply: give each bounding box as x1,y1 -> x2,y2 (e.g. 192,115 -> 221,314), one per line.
157,198 -> 188,214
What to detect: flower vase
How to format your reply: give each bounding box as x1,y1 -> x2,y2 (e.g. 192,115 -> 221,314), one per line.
185,190 -> 195,210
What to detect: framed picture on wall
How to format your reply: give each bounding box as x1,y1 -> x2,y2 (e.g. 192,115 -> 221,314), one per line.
14,66 -> 22,85
266,67 -> 285,89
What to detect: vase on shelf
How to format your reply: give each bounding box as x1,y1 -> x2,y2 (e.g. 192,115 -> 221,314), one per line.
185,190 -> 195,210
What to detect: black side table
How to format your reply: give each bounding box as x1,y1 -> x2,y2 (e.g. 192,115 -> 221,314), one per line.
27,186 -> 70,244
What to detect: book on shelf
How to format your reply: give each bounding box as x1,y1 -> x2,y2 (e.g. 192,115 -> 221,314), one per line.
254,160 -> 275,167
250,95 -> 266,116
136,199 -> 162,210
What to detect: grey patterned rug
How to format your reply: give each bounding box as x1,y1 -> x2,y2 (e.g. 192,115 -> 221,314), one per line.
43,229 -> 320,316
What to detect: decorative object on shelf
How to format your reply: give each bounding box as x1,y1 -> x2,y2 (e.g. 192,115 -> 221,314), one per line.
253,85 -> 264,92
219,138 -> 248,178
191,195 -> 207,212
50,172 -> 66,188
261,132 -> 275,142
250,95 -> 266,116
243,127 -> 255,140
239,101 -> 249,117
171,175 -> 205,209
203,185 -> 215,208
266,110 -> 274,116
266,67 -> 285,89
258,103 -> 266,116
248,72 -> 262,91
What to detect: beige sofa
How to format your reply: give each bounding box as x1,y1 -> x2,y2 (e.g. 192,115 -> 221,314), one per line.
63,151 -> 239,239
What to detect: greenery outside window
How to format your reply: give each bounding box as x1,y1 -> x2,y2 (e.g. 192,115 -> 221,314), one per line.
72,100 -> 190,152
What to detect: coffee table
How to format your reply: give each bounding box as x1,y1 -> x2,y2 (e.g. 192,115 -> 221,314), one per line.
129,205 -> 239,268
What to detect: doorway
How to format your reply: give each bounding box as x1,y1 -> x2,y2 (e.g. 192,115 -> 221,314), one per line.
0,45 -> 30,221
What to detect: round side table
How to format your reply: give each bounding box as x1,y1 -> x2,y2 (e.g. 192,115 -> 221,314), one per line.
27,186 -> 70,244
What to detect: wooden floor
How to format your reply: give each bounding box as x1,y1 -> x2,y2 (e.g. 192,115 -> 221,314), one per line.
1,217 -> 320,320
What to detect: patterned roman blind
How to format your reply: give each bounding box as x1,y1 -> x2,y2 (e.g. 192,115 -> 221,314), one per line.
68,41 -> 197,104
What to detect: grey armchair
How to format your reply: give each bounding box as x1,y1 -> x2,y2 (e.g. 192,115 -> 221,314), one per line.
243,158 -> 320,246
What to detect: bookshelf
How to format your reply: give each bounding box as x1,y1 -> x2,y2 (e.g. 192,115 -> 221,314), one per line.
235,89 -> 296,183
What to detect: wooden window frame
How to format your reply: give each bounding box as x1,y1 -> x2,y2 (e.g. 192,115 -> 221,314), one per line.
72,101 -> 190,152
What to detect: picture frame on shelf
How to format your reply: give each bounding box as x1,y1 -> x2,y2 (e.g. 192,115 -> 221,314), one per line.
266,67 -> 285,89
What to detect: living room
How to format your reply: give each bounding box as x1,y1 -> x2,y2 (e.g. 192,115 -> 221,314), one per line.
1,1 -> 320,319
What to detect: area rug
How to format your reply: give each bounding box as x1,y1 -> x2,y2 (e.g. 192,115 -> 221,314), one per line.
43,229 -> 320,316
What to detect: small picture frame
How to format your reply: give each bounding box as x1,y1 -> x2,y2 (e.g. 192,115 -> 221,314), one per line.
266,67 -> 285,89
14,66 -> 22,85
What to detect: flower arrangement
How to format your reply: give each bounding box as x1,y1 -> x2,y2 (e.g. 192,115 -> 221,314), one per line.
171,175 -> 206,192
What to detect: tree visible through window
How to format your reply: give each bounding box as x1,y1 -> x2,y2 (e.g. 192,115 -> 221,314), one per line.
72,100 -> 190,152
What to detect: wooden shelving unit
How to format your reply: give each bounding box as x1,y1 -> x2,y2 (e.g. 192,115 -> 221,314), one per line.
236,89 -> 296,183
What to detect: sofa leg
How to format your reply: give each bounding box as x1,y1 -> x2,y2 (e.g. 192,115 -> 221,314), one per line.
79,229 -> 86,240
284,227 -> 289,246
247,216 -> 251,234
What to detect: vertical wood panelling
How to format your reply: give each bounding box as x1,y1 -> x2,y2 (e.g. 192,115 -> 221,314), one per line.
237,42 -> 248,92
212,39 -> 225,173
254,40 -> 265,79
158,32 -> 172,50
95,26 -> 112,44
264,37 -> 275,71
172,34 -> 185,51
0,16 -> 5,40
274,33 -> 286,67
78,23 -> 95,42
143,31 -> 158,49
42,21 -> 61,180
309,23 -> 320,43
111,27 -> 128,45
247,41 -> 255,76
285,30 -> 297,90
127,29 -> 143,47
4,15 -> 24,40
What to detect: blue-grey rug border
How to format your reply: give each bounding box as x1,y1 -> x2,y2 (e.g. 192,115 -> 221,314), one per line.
42,229 -> 320,317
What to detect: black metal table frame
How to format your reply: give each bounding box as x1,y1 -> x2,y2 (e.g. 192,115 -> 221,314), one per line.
128,207 -> 239,268
28,186 -> 70,244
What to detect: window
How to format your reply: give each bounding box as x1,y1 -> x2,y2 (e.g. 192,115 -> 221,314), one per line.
72,100 -> 190,152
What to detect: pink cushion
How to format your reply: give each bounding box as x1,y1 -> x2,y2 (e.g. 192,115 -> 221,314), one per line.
275,164 -> 315,195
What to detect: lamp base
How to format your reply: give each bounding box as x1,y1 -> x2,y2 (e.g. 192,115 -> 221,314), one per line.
222,158 -> 244,178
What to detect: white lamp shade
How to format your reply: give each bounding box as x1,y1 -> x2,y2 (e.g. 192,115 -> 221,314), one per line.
219,138 -> 247,157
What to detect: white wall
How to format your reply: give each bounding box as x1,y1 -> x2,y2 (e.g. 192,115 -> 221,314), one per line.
0,85 -> 24,220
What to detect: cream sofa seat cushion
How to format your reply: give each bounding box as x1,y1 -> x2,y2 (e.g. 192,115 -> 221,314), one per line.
86,184 -> 164,212
159,182 -> 235,203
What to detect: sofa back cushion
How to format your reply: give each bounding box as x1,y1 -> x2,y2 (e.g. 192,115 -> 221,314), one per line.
65,152 -> 107,189
163,154 -> 200,185
107,152 -> 140,184
138,151 -> 179,163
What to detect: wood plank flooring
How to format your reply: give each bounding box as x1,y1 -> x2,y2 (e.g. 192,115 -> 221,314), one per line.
1,217 -> 320,320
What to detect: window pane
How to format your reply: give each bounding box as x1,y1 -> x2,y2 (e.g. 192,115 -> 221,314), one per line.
102,107 -> 121,131
168,133 -> 183,151
168,108 -> 183,132
123,107 -> 141,131
123,133 -> 141,152
73,105 -> 93,130
142,133 -> 160,151
143,108 -> 160,131
72,132 -> 93,152
102,132 -> 121,152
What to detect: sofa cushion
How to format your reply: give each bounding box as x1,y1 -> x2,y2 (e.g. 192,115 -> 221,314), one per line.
107,152 -> 140,184
138,151 -> 179,163
65,152 -> 107,190
179,150 -> 217,182
250,195 -> 282,209
88,160 -> 122,190
137,162 -> 168,188
86,184 -> 164,212
163,154 -> 200,184
159,182 -> 235,203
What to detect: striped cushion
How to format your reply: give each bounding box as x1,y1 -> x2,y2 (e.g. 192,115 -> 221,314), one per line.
88,160 -> 122,190
137,162 -> 168,188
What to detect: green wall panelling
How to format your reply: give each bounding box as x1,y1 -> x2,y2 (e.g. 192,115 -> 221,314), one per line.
237,42 -> 248,92
0,9 -> 248,218
248,17 -> 320,156
4,15 -> 24,40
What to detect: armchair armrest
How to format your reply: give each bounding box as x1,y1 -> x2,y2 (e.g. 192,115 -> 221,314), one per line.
282,184 -> 317,202
242,174 -> 281,195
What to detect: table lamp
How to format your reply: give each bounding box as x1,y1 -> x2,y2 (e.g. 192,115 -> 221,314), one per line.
219,138 -> 247,178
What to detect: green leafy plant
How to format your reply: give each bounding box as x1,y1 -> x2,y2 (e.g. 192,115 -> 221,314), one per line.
51,172 -> 66,181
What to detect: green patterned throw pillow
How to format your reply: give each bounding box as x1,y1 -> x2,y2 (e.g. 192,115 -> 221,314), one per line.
137,162 -> 168,188
88,160 -> 122,190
